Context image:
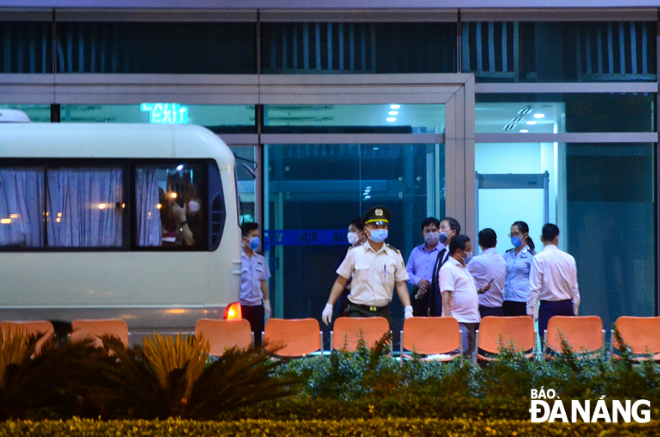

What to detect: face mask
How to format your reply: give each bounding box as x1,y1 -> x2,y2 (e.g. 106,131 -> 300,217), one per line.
187,199 -> 200,214
424,232 -> 439,245
368,229 -> 388,243
347,232 -> 360,245
511,236 -> 523,248
248,237 -> 260,251
464,252 -> 473,263
438,232 -> 449,244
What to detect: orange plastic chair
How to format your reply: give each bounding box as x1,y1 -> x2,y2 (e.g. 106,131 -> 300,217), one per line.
1,320 -> 55,355
611,316 -> 660,361
400,317 -> 461,361
544,316 -> 604,358
195,318 -> 253,356
476,316 -> 536,362
71,319 -> 130,348
331,317 -> 391,353
263,318 -> 323,357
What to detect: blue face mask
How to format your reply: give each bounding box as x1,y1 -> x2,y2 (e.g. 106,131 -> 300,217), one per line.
249,237 -> 260,251
511,236 -> 523,248
438,232 -> 449,244
368,229 -> 388,243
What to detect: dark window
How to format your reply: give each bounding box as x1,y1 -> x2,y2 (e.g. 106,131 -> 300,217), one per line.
463,21 -> 657,82
0,21 -> 53,73
56,22 -> 256,74
261,22 -> 456,74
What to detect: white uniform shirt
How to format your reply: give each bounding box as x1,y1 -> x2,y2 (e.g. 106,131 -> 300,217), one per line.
336,242 -> 409,307
527,244 -> 580,318
240,249 -> 271,306
439,256 -> 480,323
466,247 -> 506,308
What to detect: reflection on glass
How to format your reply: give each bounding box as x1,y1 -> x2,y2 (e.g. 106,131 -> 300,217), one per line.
231,146 -> 257,224
463,21 -> 657,82
264,104 -> 444,134
475,141 -> 654,330
265,143 -> 444,319
475,93 -> 655,133
0,105 -> 51,122
60,105 -> 256,132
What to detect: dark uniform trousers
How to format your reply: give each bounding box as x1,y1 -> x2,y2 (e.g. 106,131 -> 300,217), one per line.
242,304 -> 264,347
479,305 -> 504,319
502,301 -> 527,317
539,299 -> 573,345
345,301 -> 393,327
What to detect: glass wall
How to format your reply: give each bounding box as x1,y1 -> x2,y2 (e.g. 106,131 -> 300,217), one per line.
0,21 -> 52,73
231,146 -> 258,224
475,141 -> 655,329
0,105 -> 50,122
265,143 -> 445,319
263,104 -> 445,133
475,93 -> 656,133
59,104 -> 256,132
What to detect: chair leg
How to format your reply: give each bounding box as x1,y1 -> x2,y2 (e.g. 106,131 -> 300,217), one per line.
609,329 -> 614,362
319,331 -> 324,355
399,330 -> 403,365
601,330 -> 606,358
330,331 -> 334,353
472,330 -> 478,364
261,331 -> 264,348
251,332 -> 255,348
542,330 -> 547,360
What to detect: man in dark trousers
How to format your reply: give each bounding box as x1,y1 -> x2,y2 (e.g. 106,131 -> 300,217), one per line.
428,217 -> 461,316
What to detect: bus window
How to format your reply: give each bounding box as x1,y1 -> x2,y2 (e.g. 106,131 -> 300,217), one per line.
135,164 -> 206,249
0,167 -> 45,248
46,167 -> 124,247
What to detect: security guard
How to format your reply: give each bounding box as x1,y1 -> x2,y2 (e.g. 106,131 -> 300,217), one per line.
322,205 -> 413,327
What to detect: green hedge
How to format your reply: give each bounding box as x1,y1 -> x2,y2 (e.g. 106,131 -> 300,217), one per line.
1,418 -> 658,437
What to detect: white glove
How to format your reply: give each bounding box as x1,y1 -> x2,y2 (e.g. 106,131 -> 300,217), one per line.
322,303 -> 333,326
404,305 -> 414,319
263,299 -> 272,320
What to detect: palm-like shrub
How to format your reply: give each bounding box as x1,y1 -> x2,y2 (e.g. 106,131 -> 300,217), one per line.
98,333 -> 300,419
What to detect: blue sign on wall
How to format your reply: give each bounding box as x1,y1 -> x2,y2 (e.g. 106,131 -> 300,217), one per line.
140,103 -> 189,124
264,229 -> 348,247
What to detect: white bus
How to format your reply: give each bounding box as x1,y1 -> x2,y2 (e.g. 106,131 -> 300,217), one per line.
0,123 -> 241,337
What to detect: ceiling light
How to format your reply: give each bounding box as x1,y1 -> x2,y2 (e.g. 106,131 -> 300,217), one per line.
390,104 -> 400,109
520,129 -> 529,133
526,121 -> 537,125
176,165 -> 184,170
386,117 -> 396,122
533,114 -> 545,118
388,111 -> 398,115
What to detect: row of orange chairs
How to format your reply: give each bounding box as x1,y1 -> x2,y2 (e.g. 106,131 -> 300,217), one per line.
2,316 -> 660,361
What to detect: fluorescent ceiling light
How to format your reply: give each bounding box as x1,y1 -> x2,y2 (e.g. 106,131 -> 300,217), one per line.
390,104 -> 400,109
533,114 -> 545,118
520,129 -> 529,133
386,117 -> 396,122
388,111 -> 398,115
526,121 -> 537,125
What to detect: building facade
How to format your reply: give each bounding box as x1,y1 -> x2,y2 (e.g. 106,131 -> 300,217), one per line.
1,3 -> 658,330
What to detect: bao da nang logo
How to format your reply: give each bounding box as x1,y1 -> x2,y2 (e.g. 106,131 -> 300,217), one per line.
530,387 -> 650,423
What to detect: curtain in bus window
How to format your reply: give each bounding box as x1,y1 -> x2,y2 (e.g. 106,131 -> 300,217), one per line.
0,168 -> 44,247
135,168 -> 162,246
47,168 -> 123,247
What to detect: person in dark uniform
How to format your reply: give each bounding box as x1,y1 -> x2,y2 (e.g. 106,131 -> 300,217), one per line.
322,206 -> 413,327
332,217 -> 367,318
428,217 -> 461,316
406,217 -> 442,317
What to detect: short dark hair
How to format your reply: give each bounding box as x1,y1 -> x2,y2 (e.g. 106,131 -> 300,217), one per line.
420,217 -> 440,231
441,217 -> 461,234
348,217 -> 364,232
449,234 -> 471,255
542,223 -> 560,241
478,228 -> 497,249
241,222 -> 259,237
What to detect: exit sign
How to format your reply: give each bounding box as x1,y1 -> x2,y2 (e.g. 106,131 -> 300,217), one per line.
140,103 -> 189,124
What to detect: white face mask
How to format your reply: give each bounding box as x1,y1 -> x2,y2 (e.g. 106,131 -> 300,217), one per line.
187,200 -> 200,214
347,232 -> 360,245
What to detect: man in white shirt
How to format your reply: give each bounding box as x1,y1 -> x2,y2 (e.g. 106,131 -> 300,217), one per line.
440,234 -> 488,357
527,223 -> 580,341
466,228 -> 506,319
